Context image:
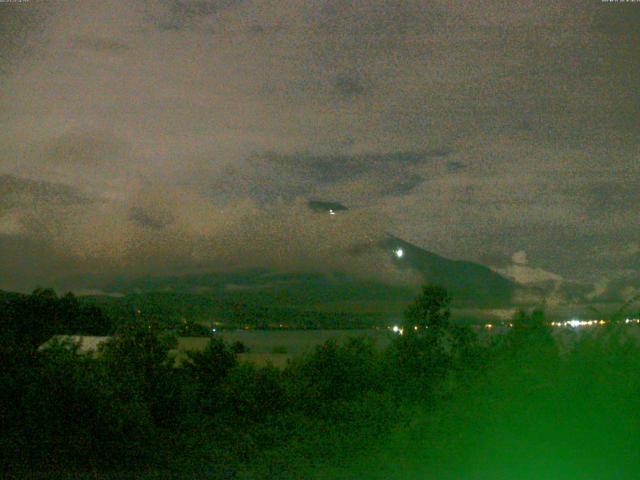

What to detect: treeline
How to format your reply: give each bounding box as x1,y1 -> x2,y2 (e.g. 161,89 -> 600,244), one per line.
0,288 -> 112,348
1,286 -> 639,478
85,292 -> 387,331
0,285 -> 472,477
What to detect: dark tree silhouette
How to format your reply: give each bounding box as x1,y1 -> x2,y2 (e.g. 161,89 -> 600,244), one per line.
404,284 -> 451,333
183,337 -> 238,414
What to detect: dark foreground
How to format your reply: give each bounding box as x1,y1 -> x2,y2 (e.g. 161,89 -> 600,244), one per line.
2,291 -> 640,479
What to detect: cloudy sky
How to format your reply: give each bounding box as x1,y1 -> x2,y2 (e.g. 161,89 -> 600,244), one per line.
0,0 -> 638,292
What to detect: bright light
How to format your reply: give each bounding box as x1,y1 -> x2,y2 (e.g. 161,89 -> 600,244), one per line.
395,248 -> 404,258
391,325 -> 404,335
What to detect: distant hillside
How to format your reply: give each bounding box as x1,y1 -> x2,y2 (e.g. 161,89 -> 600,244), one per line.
67,235 -> 529,327
380,235 -> 521,307
101,235 -> 521,307
87,271 -> 416,327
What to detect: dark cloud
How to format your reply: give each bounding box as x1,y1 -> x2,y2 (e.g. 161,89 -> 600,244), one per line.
260,150 -> 448,185
45,131 -> 129,167
591,3 -> 640,36
241,150 -> 445,201
170,0 -> 241,17
307,200 -> 349,213
129,206 -> 171,230
383,173 -> 424,197
308,1 -> 446,35
149,0 -> 244,30
334,74 -> 366,98
345,243 -> 373,257
72,35 -> 130,54
0,2 -> 49,74
446,161 -> 466,172
581,181 -> 639,216
0,175 -> 91,209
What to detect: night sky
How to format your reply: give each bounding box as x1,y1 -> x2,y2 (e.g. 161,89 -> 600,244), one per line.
0,1 -> 638,295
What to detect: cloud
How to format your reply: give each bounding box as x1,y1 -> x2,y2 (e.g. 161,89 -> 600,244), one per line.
251,150 -> 450,201
585,278 -> 610,302
72,35 -> 130,54
333,74 -> 366,98
44,130 -> 129,168
259,151 -> 431,183
575,181 -> 640,216
146,0 -> 246,31
307,200 -> 348,213
446,161 -> 466,172
1,178 -> 407,289
497,264 -> 563,285
491,249 -> 564,290
595,242 -> 640,259
129,207 -> 171,230
0,210 -> 22,236
512,251 -> 528,265
0,0 -> 638,290
619,285 -> 639,302
0,174 -> 92,210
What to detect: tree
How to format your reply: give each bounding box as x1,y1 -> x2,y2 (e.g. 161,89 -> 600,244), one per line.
391,286 -> 455,400
504,308 -> 557,365
231,340 -> 249,354
184,337 -> 237,383
404,284 -> 451,333
182,338 -> 238,414
509,309 -> 552,342
98,319 -> 178,423
294,337 -> 385,416
223,364 -> 286,422
100,319 -> 175,378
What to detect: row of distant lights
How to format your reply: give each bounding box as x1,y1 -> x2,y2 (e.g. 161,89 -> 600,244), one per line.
551,319 -> 606,328
551,319 -> 640,328
389,319 -> 640,335
485,319 -> 640,329
390,324 -> 421,335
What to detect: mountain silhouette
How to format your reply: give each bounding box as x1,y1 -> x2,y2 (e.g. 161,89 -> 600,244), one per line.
380,235 -> 519,307
82,235 -> 524,328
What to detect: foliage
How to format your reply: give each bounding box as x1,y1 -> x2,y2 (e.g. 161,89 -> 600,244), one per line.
292,337 -> 386,413
0,289 -> 112,350
504,308 -> 557,357
3,284 -> 640,479
182,337 -> 238,414
231,340 -> 249,353
403,284 -> 451,332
